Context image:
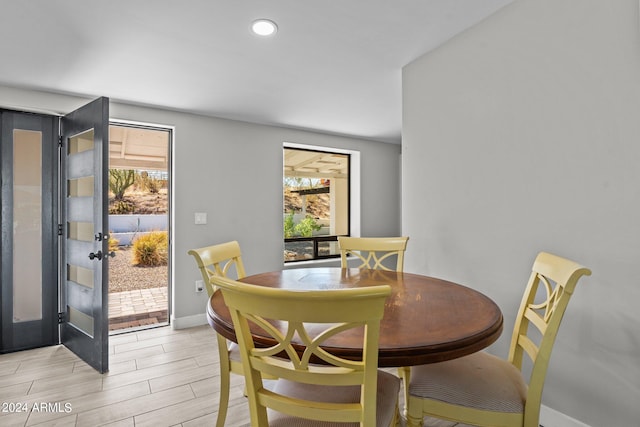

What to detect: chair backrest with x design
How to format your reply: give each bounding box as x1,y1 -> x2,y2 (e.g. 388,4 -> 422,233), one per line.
188,240 -> 246,296
338,236 -> 409,271
212,275 -> 394,426
507,251 -> 591,423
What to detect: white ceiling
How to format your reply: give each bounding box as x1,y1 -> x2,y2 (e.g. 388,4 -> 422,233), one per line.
0,0 -> 512,144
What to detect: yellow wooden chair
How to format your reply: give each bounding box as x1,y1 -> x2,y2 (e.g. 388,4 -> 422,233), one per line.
188,240 -> 247,427
338,236 -> 410,390
211,275 -> 400,427
403,251 -> 591,427
338,236 -> 409,271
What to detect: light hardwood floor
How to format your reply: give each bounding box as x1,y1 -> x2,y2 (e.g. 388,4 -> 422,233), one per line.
0,325 -> 458,427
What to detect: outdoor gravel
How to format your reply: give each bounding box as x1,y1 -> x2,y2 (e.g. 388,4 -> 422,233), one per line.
108,247 -> 168,293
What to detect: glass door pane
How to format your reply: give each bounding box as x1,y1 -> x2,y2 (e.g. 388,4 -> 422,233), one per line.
12,130 -> 43,322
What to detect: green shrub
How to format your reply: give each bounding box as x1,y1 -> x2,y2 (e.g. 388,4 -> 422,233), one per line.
284,211 -> 296,238
132,231 -> 168,266
284,213 -> 323,238
295,215 -> 322,237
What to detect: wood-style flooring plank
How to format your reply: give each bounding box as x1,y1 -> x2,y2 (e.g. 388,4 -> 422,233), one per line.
135,342 -> 215,370
0,360 -> 20,376
26,381 -> 150,426
101,358 -> 197,391
75,384 -> 195,426
28,371 -> 102,396
0,361 -> 76,389
28,413 -> 77,426
95,417 -> 135,427
0,381 -> 32,401
133,393 -> 219,427
0,409 -> 31,427
109,344 -> 165,364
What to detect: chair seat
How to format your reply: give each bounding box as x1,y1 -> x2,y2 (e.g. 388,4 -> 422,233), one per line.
409,352 -> 527,413
267,370 -> 400,427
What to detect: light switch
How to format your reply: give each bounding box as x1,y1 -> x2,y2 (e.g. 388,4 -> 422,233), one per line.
194,212 -> 207,225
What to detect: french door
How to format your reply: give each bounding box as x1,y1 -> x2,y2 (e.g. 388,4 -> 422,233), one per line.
59,97 -> 110,373
1,111 -> 58,351
0,97 -> 110,373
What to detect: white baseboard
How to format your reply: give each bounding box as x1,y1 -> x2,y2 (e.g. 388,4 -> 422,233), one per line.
171,313 -> 207,330
540,405 -> 591,427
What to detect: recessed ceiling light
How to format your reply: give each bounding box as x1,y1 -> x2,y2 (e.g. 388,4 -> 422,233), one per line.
251,19 -> 278,36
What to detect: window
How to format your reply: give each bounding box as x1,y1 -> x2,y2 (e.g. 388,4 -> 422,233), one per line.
283,147 -> 350,262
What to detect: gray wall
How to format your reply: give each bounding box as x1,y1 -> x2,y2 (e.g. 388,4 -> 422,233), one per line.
402,0 -> 640,426
0,84 -> 402,326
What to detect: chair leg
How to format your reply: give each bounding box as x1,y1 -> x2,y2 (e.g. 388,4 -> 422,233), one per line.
405,396 -> 424,427
406,416 -> 424,427
216,334 -> 232,427
398,366 -> 411,417
391,401 -> 401,427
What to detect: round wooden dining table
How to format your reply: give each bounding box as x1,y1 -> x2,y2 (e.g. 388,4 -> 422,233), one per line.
207,267 -> 503,367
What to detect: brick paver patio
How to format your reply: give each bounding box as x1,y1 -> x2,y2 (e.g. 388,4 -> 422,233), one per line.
108,287 -> 168,331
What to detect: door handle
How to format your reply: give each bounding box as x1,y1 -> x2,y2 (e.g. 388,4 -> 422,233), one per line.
94,233 -> 110,241
88,251 -> 116,260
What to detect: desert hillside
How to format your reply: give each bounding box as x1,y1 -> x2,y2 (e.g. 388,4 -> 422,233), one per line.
110,188 -> 329,218
284,190 -> 329,219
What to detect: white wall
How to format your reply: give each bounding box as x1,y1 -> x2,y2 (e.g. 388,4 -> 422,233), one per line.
0,85 -> 401,328
402,0 -> 640,426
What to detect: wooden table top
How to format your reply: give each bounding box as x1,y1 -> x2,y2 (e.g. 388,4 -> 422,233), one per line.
207,267 -> 503,367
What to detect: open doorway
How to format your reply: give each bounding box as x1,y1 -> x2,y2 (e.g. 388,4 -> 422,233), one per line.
107,123 -> 171,333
